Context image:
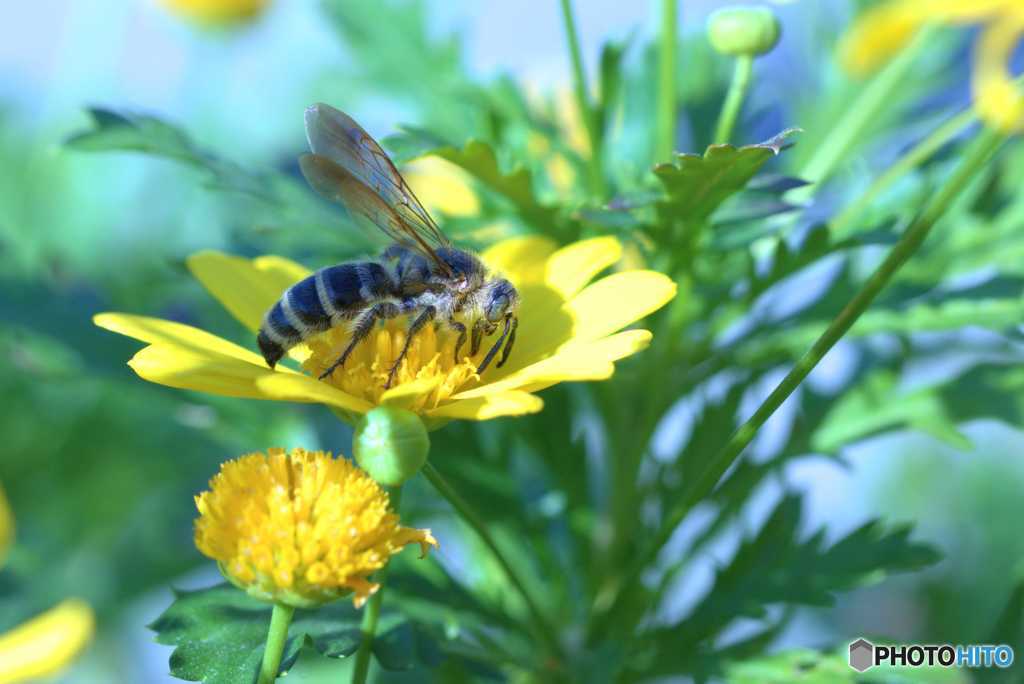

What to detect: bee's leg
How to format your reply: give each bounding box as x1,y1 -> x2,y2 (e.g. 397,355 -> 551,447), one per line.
386,305 -> 437,389
496,316 -> 518,368
470,318 -> 489,356
447,319 -> 467,363
318,302 -> 399,380
477,315 -> 513,375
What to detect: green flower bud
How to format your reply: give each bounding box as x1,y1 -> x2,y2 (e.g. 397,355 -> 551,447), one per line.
353,407 -> 429,487
707,5 -> 781,57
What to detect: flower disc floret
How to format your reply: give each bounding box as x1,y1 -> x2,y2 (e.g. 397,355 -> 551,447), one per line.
194,448 -> 437,609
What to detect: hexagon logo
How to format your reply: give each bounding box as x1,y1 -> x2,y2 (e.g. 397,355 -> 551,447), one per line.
849,638 -> 874,672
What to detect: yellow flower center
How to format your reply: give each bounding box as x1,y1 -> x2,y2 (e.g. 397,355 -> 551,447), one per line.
194,448 -> 436,609
302,319 -> 485,412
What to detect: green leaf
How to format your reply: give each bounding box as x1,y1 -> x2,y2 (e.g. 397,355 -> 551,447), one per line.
812,370 -> 972,453
596,37 -> 630,138
64,107 -> 363,251
150,583 -> 363,684
724,646 -> 966,684
724,649 -> 856,684
373,621 -> 445,670
641,496 -> 940,676
654,128 -> 800,224
66,108 -> 267,198
383,129 -> 562,230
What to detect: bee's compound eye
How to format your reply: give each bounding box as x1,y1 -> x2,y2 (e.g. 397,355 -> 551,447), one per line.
486,295 -> 509,322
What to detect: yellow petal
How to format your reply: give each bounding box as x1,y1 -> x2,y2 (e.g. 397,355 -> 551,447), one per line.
403,157 -> 480,217
973,15 -> 1024,133
0,599 -> 94,684
127,344 -> 373,414
480,236 -> 558,285
428,391 -> 544,420
0,485 -> 11,569
455,329 -> 652,399
545,236 -> 623,299
186,251 -> 311,333
565,271 -> 677,343
838,1 -> 925,75
380,376 -> 443,411
94,313 -> 264,364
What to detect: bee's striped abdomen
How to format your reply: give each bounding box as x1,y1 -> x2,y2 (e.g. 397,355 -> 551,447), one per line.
257,261 -> 396,368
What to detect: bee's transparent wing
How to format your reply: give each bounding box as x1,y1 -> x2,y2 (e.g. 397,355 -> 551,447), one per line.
301,103 -> 451,269
299,153 -> 422,254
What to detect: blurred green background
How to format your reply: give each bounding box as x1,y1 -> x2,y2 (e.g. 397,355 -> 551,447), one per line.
2,0 -> 1024,682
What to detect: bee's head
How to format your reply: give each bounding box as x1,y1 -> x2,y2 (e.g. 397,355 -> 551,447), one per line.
483,278 -> 519,323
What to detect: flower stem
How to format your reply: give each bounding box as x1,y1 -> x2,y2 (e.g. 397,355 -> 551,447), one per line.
795,27 -> 933,194
591,124 -> 1008,639
829,106 -> 978,237
558,0 -> 606,197
713,54 -> 753,144
830,70 -> 1024,237
350,487 -> 402,684
655,0 -> 678,160
257,602 -> 294,684
421,462 -> 562,659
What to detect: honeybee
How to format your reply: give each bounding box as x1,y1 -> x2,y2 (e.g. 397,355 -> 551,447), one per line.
257,103 -> 519,389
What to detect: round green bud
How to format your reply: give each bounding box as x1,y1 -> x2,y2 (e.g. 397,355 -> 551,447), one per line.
707,5 -> 781,57
353,407 -> 430,487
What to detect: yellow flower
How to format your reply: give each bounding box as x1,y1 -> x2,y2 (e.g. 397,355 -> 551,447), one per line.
0,486 -> 94,684
94,236 -> 676,428
160,0 -> 269,26
194,448 -> 436,609
839,0 -> 1024,132
402,157 -> 480,218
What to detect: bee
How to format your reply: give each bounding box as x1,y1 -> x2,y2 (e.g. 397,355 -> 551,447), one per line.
257,103 -> 519,389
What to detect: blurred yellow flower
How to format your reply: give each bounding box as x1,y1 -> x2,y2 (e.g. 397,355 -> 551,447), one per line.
194,448 -> 436,609
160,0 -> 269,26
839,0 -> 1024,132
403,157 -> 480,218
0,487 -> 94,684
94,236 -> 676,428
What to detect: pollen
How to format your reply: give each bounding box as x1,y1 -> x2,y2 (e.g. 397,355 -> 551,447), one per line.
194,448 -> 437,609
302,319 -> 482,411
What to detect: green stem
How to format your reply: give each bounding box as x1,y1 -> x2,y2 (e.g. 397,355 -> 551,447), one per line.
831,108 -> 977,236
831,70 -> 1024,237
421,463 -> 562,658
713,55 -> 753,144
350,488 -> 402,684
655,0 -> 678,160
257,602 -> 295,684
794,27 -> 933,195
558,0 -> 606,197
591,124 -> 1008,638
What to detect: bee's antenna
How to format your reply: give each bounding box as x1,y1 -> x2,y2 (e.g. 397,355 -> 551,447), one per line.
476,315 -> 513,375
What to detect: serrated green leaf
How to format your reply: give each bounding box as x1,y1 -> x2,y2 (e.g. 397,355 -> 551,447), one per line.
373,620 -> 445,671
66,108 -> 266,197
640,496 -> 940,677
725,646 -> 967,684
64,107 -> 364,250
150,583 -> 362,684
812,370 -> 972,453
383,129 -> 561,230
654,128 -> 800,224
724,648 -> 856,684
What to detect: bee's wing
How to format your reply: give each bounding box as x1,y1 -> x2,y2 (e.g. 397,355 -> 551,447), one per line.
301,103 -> 452,272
